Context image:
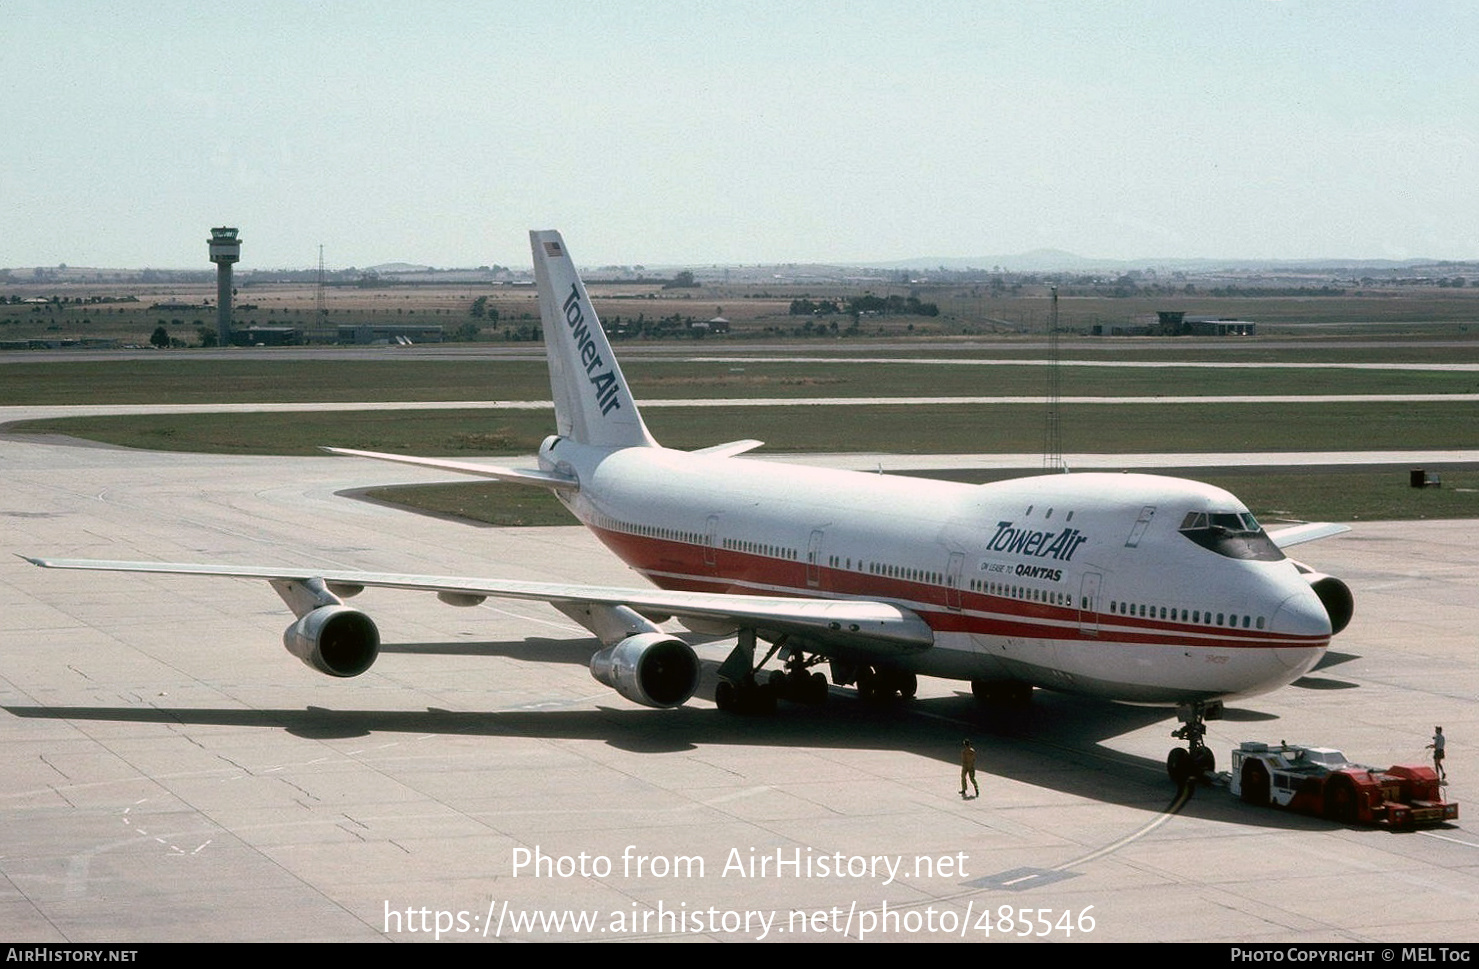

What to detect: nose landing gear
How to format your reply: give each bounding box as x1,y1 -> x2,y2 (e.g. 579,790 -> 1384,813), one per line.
1167,700 -> 1223,785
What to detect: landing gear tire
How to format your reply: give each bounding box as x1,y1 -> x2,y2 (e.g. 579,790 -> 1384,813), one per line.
1192,746 -> 1215,777
714,629 -> 783,714
714,677 -> 775,714
1167,747 -> 1192,785
858,667 -> 916,701
765,667 -> 829,705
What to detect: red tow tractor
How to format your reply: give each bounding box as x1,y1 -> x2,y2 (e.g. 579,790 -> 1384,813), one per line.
1229,741 -> 1457,828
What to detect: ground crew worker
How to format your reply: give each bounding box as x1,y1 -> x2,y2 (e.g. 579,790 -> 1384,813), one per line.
960,739 -> 979,799
1426,726 -> 1446,782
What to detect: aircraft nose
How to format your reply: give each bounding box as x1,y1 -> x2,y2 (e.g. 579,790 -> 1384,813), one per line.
1269,587 -> 1332,671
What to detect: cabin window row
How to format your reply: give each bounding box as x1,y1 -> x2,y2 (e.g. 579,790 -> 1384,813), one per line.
968,578 -> 1070,607
595,513 -> 713,549
866,562 -> 944,585
1108,600 -> 1266,630
721,537 -> 798,561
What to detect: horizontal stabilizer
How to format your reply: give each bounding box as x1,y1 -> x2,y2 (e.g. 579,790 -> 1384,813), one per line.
691,439 -> 765,458
322,447 -> 578,491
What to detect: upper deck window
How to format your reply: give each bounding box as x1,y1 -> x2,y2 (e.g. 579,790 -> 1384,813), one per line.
1178,511 -> 1284,562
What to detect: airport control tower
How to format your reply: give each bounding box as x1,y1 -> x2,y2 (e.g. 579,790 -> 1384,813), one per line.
208,226 -> 241,346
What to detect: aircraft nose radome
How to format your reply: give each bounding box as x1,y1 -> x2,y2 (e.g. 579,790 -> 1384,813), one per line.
1273,587 -> 1333,636
1270,588 -> 1332,669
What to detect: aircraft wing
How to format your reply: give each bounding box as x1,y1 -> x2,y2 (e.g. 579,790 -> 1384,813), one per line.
1268,522 -> 1351,549
22,556 -> 934,656
321,447 -> 578,490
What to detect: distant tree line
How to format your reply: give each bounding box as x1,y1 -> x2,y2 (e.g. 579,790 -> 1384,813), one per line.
789,294 -> 939,317
1202,285 -> 1348,297
468,296 -> 501,321
661,270 -> 699,289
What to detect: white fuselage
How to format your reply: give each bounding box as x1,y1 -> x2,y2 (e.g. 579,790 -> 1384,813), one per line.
540,437 -> 1332,705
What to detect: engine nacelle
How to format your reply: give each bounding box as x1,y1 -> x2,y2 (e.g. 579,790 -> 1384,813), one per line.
283,605 -> 380,677
1305,573 -> 1354,636
589,633 -> 700,709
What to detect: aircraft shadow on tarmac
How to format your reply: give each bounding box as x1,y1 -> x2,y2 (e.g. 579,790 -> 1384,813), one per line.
3,637 -> 1369,832
378,635 -> 603,663
1290,649 -> 1364,691
382,635 -> 1365,694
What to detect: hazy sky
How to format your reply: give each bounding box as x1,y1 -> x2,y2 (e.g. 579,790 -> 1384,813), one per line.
5,2 -> 1476,269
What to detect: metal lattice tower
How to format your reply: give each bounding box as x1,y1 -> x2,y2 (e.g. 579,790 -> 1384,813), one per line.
1042,286 -> 1065,471
315,245 -> 327,330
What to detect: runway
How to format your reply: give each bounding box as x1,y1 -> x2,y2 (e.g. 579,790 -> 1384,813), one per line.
2,434 -> 1476,942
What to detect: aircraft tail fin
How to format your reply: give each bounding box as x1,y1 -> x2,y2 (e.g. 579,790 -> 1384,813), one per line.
531,230 -> 656,448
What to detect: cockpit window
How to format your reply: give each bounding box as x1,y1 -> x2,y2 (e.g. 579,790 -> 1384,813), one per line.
1178,510 -> 1284,561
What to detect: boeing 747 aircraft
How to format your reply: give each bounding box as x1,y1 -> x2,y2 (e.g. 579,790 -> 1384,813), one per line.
29,230 -> 1353,784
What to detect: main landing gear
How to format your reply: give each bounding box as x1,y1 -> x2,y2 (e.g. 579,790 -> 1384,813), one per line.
1167,700 -> 1223,785
856,664 -> 917,701
713,631 -> 918,712
714,630 -> 828,713
970,680 -> 1034,707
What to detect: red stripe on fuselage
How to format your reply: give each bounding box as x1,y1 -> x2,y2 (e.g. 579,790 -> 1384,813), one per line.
587,523 -> 1328,651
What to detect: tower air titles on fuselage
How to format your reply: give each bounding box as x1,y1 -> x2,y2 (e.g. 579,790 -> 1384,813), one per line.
985,521 -> 1089,562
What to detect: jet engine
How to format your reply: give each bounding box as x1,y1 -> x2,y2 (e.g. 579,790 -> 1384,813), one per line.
1305,573 -> 1354,635
1291,560 -> 1354,636
283,605 -> 380,677
589,633 -> 700,709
